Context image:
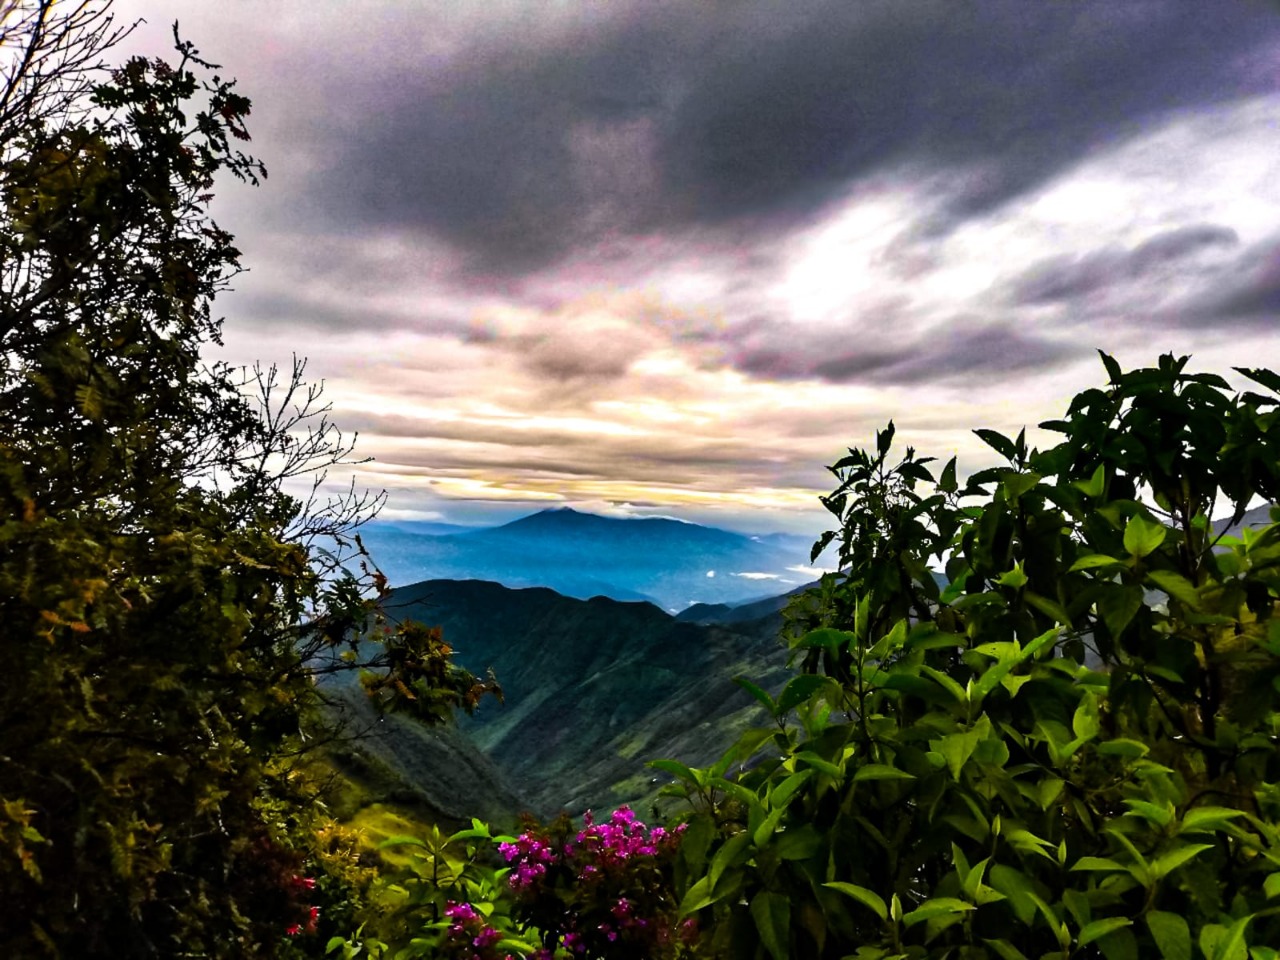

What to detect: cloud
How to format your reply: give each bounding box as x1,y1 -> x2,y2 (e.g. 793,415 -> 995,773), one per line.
1192,236 -> 1280,325
113,0 -> 1280,537
1010,224 -> 1240,306
293,1 -> 1280,273
721,318 -> 1086,386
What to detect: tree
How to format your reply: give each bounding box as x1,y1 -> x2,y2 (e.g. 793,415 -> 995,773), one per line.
659,354 -> 1280,959
0,3 -> 489,955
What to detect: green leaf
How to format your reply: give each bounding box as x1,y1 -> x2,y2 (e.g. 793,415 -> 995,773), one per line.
794,750 -> 843,778
997,562 -> 1028,589
776,675 -> 828,714
1070,553 -> 1126,572
940,571 -> 971,604
920,665 -> 967,703
810,530 -> 836,563
1072,690 -> 1100,742
988,864 -> 1037,925
1200,915 -> 1252,960
1036,777 -> 1065,811
753,806 -> 785,848
1071,856 -> 1126,872
1146,569 -> 1201,609
931,726 -> 982,780
1024,590 -> 1072,625
1079,918 -> 1132,948
1264,872 -> 1280,900
1122,798 -> 1173,827
1150,843 -> 1214,880
1063,889 -> 1091,929
983,939 -> 1031,960
1179,806 -> 1245,834
938,457 -> 958,494
648,758 -> 701,786
1097,738 -> 1150,759
795,627 -> 854,651
975,428 -> 1018,462
1001,469 -> 1040,500
1098,926 -> 1140,960
679,875 -> 715,917
901,897 -> 975,927
769,769 -> 814,809
1100,350 -> 1123,383
824,882 -> 888,921
1099,583 -> 1144,639
733,676 -> 776,713
453,817 -> 492,841
1146,910 -> 1191,960
1124,513 -> 1167,558
867,618 -> 908,659
708,831 -> 752,889
774,824 -> 822,861
1073,462 -> 1107,498
1236,366 -> 1280,395
496,937 -> 540,953
852,763 -> 916,782
1002,674 -> 1034,697
750,890 -> 791,960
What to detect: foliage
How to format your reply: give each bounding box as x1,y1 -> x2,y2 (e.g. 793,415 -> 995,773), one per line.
0,3 -> 490,955
655,354 -> 1280,959
338,807 -> 701,960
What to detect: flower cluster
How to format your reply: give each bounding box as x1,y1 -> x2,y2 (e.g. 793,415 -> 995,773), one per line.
569,807 -> 685,870
439,901 -> 514,960
498,830 -> 558,891
284,876 -> 319,937
492,807 -> 697,959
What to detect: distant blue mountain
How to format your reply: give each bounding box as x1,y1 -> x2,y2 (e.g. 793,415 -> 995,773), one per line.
356,507 -> 817,610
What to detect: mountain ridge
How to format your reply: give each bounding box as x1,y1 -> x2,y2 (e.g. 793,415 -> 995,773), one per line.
374,577 -> 795,814
355,508 -> 820,610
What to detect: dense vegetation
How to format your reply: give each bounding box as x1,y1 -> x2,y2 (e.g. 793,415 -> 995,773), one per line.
5,5 -> 1280,959
0,4 -> 489,955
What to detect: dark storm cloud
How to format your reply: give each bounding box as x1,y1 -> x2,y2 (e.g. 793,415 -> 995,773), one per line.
1183,235 -> 1280,327
1010,224 -> 1240,305
722,317 -> 1084,386
312,0 -> 1280,273
233,290 -> 418,332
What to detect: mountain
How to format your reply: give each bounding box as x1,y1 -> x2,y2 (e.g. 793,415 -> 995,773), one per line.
317,678 -> 527,828
355,508 -> 818,610
677,581 -> 819,625
1213,503 -> 1275,539
332,506 -> 1277,821
373,578 -> 796,815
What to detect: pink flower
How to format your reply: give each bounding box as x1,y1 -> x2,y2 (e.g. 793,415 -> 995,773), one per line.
473,926 -> 501,948
445,901 -> 479,922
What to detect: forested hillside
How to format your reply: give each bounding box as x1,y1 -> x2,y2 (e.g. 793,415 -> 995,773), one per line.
373,579 -> 792,814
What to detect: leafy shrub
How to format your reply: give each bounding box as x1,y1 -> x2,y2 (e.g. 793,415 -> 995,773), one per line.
352,807 -> 701,959
0,4 -> 491,953
657,354 -> 1280,960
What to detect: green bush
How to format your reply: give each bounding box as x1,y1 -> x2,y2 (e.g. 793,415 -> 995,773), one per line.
0,5 -> 489,954
658,354 -> 1280,960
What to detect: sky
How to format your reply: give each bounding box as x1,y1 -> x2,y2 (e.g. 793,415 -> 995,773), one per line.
114,1 -> 1280,537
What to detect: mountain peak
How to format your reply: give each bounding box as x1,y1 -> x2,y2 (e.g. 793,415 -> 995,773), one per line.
500,507 -> 705,531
